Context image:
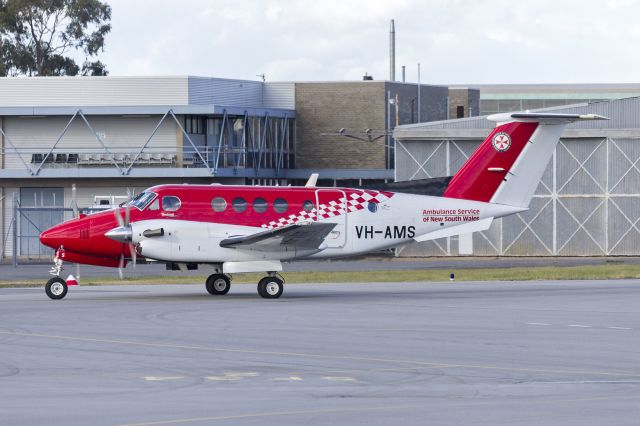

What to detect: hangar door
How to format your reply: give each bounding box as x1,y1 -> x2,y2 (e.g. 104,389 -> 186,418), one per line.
20,188 -> 64,256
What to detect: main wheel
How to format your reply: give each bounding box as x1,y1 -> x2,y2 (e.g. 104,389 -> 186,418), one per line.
205,274 -> 231,295
45,277 -> 68,300
257,276 -> 284,299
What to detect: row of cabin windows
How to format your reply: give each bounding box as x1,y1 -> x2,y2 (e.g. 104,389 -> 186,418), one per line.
212,197 -> 314,214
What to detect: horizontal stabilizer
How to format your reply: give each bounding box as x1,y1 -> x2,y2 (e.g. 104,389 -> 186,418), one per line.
413,217 -> 493,242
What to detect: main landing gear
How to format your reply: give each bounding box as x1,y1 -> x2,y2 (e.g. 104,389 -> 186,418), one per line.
257,274 -> 284,299
204,272 -> 284,299
205,273 -> 231,295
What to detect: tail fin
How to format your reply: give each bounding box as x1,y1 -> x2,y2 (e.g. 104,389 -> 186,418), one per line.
443,112 -> 607,208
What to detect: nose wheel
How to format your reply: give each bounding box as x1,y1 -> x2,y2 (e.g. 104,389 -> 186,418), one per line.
257,275 -> 284,299
205,274 -> 231,295
45,277 -> 68,300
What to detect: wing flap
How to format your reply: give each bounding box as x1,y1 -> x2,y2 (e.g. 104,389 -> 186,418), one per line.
220,222 -> 337,251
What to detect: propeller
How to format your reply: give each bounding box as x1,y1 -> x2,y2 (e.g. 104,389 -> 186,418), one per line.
112,188 -> 137,279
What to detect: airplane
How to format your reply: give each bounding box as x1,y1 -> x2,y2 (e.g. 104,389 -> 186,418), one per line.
39,112 -> 606,300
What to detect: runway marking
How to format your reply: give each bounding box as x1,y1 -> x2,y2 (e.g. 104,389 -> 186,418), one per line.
567,324 -> 592,328
608,327 -> 632,330
527,322 -> 551,326
2,330 -> 640,379
114,405 -> 421,426
271,376 -> 303,381
321,376 -> 355,382
206,372 -> 258,381
143,376 -> 183,381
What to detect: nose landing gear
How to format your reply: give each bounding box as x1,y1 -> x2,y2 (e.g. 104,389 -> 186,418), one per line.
45,276 -> 68,300
45,249 -> 68,300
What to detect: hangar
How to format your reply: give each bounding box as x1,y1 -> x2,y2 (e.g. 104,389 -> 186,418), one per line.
394,97 -> 640,257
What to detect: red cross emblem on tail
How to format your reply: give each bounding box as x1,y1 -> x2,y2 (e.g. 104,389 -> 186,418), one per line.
492,132 -> 511,152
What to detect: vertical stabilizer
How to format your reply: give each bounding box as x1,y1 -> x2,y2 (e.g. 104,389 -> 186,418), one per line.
443,113 -> 607,207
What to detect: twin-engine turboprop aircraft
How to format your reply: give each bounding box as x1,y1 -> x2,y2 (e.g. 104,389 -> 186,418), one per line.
39,112 -> 606,299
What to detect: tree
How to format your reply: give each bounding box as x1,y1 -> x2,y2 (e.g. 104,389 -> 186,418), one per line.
0,0 -> 111,76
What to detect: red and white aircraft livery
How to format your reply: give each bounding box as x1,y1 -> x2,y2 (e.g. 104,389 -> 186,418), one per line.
40,112 -> 606,300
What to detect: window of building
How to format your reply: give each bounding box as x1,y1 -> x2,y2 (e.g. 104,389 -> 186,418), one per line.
19,187 -> 64,257
456,106 -> 465,118
162,196 -> 181,212
273,198 -> 288,213
302,200 -> 314,212
232,197 -> 247,213
212,197 -> 227,212
184,115 -> 204,134
253,198 -> 268,213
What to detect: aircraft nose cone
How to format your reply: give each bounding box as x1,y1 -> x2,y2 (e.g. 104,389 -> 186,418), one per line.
40,227 -> 62,249
105,226 -> 132,243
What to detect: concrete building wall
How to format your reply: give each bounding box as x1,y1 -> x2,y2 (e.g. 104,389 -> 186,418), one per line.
294,82 -> 387,169
448,88 -> 480,118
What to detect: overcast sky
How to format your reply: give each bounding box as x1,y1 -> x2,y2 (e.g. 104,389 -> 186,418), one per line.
101,0 -> 640,84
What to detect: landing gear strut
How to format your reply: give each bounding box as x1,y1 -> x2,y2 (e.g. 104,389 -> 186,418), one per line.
257,273 -> 284,299
45,251 -> 68,300
205,273 -> 231,295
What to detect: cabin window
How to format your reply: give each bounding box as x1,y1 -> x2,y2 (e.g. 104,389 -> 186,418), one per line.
162,196 -> 181,212
148,199 -> 160,211
302,200 -> 314,212
129,191 -> 156,210
232,197 -> 247,213
212,197 -> 227,212
253,198 -> 268,213
368,202 -> 378,213
273,198 -> 288,213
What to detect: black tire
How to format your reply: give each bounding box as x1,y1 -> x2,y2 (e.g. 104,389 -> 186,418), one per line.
45,277 -> 68,300
205,274 -> 231,295
257,276 -> 284,299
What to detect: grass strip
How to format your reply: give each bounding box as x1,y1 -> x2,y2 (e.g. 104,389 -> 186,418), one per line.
1,264 -> 640,288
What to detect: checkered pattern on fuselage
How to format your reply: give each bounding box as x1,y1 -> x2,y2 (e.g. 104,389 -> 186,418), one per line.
261,190 -> 391,229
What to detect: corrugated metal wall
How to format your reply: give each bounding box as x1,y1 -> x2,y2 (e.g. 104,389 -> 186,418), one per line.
396,136 -> 640,256
188,77 -> 263,107
0,77 -> 189,106
263,82 -> 296,109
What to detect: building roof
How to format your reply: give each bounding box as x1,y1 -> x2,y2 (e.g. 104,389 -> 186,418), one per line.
394,97 -> 640,140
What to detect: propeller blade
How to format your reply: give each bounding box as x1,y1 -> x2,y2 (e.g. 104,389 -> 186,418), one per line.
128,242 -> 137,269
118,253 -> 125,280
114,207 -> 125,227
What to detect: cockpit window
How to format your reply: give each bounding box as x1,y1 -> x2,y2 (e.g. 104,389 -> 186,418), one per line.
162,196 -> 181,212
128,191 -> 157,210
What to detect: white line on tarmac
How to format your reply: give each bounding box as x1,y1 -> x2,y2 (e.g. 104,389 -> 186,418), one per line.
608,327 -> 633,330
143,376 -> 184,381
321,376 -> 355,382
567,324 -> 592,328
527,322 -> 551,326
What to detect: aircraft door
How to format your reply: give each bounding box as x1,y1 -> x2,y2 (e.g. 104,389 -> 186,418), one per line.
315,189 -> 347,248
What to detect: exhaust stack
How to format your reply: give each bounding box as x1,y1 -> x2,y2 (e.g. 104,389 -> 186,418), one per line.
389,19 -> 395,81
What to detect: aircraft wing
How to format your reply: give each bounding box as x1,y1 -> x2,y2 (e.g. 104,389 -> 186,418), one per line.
219,222 -> 337,251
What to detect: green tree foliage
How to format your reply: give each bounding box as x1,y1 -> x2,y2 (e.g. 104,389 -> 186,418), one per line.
0,0 -> 111,76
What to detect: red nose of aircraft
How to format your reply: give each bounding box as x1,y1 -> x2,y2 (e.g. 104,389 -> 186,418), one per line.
39,211 -> 126,258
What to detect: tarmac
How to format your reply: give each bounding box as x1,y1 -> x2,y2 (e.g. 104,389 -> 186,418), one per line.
2,279 -> 640,425
2,255 -> 639,281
